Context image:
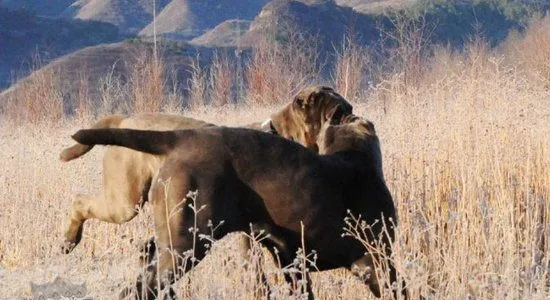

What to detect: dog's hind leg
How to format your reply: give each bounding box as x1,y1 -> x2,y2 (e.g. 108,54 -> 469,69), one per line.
350,253 -> 408,299
124,168 -> 214,299
139,236 -> 157,266
350,254 -> 382,298
259,226 -> 314,300
62,188 -> 142,254
269,248 -> 314,300
63,149 -> 153,254
235,229 -> 271,300
62,193 -> 102,254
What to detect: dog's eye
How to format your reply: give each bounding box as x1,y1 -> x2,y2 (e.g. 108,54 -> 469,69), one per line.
294,97 -> 304,108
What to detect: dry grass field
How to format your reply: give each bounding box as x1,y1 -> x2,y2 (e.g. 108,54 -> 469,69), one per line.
1,16 -> 550,300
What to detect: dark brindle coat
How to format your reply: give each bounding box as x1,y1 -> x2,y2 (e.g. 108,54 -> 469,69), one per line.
72,110 -> 405,300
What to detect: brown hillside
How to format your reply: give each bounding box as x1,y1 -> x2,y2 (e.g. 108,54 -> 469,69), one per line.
239,0 -> 378,48
336,0 -> 415,12
190,20 -> 251,47
139,0 -> 269,40
64,0 -> 171,35
0,7 -> 119,90
0,41 -> 206,111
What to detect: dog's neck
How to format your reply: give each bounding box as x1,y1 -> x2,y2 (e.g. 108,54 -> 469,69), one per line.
270,103 -> 304,145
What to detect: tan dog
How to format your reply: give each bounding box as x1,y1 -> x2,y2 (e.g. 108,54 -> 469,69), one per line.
71,109 -> 406,300
61,85 -> 352,253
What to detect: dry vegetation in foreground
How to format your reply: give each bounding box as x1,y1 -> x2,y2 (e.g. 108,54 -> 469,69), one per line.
1,15 -> 550,300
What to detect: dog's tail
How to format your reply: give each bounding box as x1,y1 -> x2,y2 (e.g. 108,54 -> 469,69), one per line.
71,128 -> 178,156
60,115 -> 126,161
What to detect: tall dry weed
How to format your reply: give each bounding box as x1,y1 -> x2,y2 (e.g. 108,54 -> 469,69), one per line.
209,51 -> 235,106
364,37 -> 550,298
186,55 -> 209,110
74,70 -> 92,120
97,64 -> 129,114
332,35 -> 371,101
245,21 -> 321,105
130,49 -> 165,113
503,15 -> 550,85
379,12 -> 433,88
4,54 -> 64,124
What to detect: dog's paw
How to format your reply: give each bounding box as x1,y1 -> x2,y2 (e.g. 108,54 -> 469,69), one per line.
61,240 -> 76,254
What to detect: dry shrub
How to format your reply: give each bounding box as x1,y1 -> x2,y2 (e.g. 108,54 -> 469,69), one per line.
130,49 -> 165,113
380,11 -> 433,87
503,15 -> 550,85
162,69 -> 185,114
186,55 -> 208,110
186,51 -> 236,109
365,37 -> 550,298
209,51 -> 235,106
463,35 -> 493,81
96,64 -> 129,114
74,70 -> 92,120
90,47 -> 174,115
186,52 -> 235,109
3,66 -> 64,124
245,21 -> 321,105
332,35 -> 371,101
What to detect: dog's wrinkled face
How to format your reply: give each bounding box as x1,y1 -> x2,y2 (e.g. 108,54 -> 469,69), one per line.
291,86 -> 353,151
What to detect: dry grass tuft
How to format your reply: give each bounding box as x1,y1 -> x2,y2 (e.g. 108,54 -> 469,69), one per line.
130,49 -> 165,114
503,15 -> 550,86
209,51 -> 236,106
186,55 -> 209,110
3,54 -> 64,125
245,22 -> 321,105
332,35 -> 371,102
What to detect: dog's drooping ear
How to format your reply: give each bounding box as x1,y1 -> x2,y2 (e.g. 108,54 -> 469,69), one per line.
294,92 -> 317,109
293,89 -> 307,108
294,87 -> 326,109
